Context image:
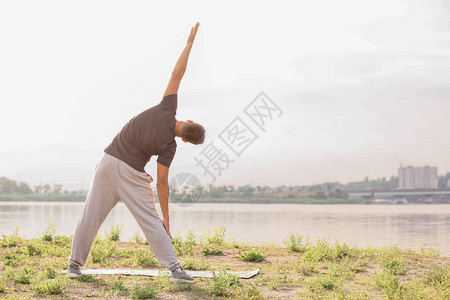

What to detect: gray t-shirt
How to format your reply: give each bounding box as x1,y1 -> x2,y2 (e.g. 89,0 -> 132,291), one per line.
104,94 -> 178,172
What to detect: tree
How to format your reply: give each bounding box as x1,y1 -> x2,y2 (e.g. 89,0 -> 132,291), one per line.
313,191 -> 328,199
18,182 -> 33,194
52,184 -> 63,195
329,189 -> 348,199
42,184 -> 51,195
208,185 -> 225,198
256,185 -> 263,193
325,182 -> 334,192
0,177 -> 18,193
238,185 -> 255,197
34,185 -> 43,194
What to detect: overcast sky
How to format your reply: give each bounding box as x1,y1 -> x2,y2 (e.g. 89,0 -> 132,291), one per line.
1,0 -> 449,190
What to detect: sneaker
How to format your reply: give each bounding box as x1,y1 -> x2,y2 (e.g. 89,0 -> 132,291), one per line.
67,265 -> 82,278
170,266 -> 194,283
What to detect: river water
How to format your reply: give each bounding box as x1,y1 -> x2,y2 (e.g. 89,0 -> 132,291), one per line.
0,202 -> 449,255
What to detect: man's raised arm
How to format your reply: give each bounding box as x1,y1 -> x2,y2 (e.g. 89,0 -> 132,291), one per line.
163,22 -> 200,98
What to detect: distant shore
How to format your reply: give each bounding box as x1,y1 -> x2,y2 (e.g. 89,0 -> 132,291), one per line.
0,194 -> 358,204
1,194 -> 449,204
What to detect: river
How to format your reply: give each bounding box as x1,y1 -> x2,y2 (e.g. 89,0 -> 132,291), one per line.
0,202 -> 448,255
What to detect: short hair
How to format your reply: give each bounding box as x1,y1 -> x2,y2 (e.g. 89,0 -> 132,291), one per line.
182,122 -> 205,145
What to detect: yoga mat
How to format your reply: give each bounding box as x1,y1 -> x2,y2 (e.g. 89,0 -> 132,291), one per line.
63,268 -> 260,279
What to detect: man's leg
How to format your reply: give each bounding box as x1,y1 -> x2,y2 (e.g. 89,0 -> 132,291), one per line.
69,154 -> 120,269
115,159 -> 181,271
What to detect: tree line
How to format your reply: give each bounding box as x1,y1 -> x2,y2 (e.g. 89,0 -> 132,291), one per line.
0,177 -> 81,195
2,172 -> 449,198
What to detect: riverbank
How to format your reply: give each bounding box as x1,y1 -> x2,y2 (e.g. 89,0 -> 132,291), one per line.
0,194 -> 86,202
0,226 -> 448,299
0,194 -> 361,204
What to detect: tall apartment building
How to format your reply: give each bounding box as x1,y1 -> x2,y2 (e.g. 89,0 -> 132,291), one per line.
398,166 -> 438,189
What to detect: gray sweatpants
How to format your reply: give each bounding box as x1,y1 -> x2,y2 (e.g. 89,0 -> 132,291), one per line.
68,153 -> 180,271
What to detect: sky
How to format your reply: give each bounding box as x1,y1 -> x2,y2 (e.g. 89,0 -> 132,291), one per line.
1,0 -> 449,190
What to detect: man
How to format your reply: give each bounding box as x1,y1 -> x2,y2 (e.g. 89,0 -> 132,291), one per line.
67,22 -> 204,283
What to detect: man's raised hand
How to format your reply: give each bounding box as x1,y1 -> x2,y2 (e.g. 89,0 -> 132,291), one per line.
163,21 -> 199,97
187,22 -> 200,45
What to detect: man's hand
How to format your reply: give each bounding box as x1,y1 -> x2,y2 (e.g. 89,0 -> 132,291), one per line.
163,21 -> 200,98
162,217 -> 172,239
187,22 -> 200,45
157,162 -> 172,238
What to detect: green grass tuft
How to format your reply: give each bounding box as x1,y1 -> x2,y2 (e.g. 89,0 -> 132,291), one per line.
42,220 -> 56,242
240,251 -> 265,262
296,260 -> 317,276
425,265 -> 450,286
1,227 -> 22,247
104,224 -> 123,242
172,230 -> 197,255
202,246 -> 223,256
3,250 -> 18,267
203,226 -> 226,245
135,249 -> 159,267
130,285 -> 158,299
209,270 -> 240,297
109,280 -> 129,295
376,270 -> 405,299
182,256 -> 210,270
284,233 -> 311,253
44,266 -> 57,279
34,277 -> 68,296
89,238 -> 115,265
27,243 -> 43,257
14,267 -> 35,284
301,238 -> 334,262
75,274 -> 97,283
381,257 -> 407,275
0,277 -> 5,293
334,241 -> 352,259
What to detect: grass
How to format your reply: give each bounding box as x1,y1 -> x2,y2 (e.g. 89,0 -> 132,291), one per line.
108,280 -> 129,295
0,278 -> 5,293
135,249 -> 159,267
14,267 -> 34,284
130,285 -> 158,299
89,237 -> 116,265
203,226 -> 226,245
240,250 -> 266,262
284,232 -> 311,253
209,270 -> 240,297
0,226 -> 21,247
202,246 -> 223,256
0,226 -> 448,299
425,265 -> 450,286
104,224 -> 123,242
172,229 -> 197,255
181,256 -> 211,271
75,274 -> 98,283
381,257 -> 407,275
42,220 -> 56,242
34,277 -> 68,295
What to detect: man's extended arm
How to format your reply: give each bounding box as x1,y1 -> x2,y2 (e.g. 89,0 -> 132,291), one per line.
157,162 -> 172,238
163,22 -> 199,97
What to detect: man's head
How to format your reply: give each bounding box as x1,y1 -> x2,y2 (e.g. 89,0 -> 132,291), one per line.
180,120 -> 205,144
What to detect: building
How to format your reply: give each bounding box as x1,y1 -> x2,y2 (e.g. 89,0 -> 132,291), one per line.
398,166 -> 438,189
